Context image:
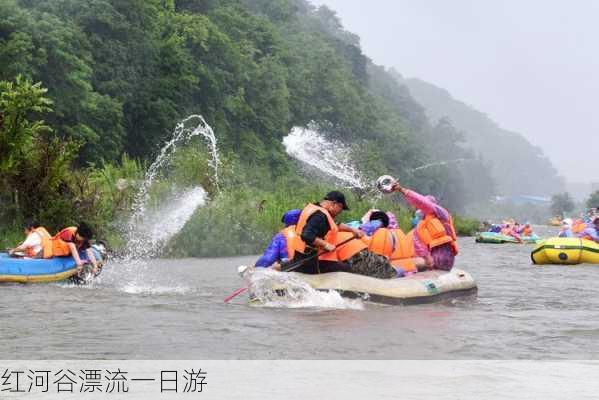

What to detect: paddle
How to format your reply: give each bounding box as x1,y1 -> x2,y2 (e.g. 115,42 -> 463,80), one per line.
223,236 -> 356,303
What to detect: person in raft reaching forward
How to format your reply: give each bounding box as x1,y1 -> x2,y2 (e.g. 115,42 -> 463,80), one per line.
49,223 -> 100,274
288,191 -> 402,279
389,180 -> 459,271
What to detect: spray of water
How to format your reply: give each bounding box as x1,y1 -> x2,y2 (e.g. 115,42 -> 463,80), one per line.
99,116 -> 220,293
130,115 -> 219,225
133,186 -> 207,258
247,268 -> 364,310
283,125 -> 367,189
411,158 -> 472,172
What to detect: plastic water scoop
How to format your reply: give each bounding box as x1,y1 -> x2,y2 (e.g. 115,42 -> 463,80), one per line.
376,175 -> 397,194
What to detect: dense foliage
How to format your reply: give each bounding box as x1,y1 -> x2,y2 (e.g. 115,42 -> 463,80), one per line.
1,0 -> 488,253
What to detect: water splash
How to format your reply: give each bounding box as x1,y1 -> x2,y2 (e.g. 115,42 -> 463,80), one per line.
130,115 -> 219,226
102,187 -> 207,292
283,125 -> 367,189
411,158 -> 472,172
131,186 -> 207,259
247,268 -> 364,310
122,115 -> 219,260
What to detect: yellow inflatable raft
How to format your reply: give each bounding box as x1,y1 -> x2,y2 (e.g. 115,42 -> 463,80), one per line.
531,237 -> 599,265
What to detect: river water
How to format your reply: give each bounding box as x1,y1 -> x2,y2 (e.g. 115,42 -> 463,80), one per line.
1,226 -> 598,360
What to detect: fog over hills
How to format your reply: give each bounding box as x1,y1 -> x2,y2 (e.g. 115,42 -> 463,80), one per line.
310,0 -> 599,194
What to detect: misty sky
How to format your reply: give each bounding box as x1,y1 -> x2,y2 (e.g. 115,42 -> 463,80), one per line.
310,0 -> 599,183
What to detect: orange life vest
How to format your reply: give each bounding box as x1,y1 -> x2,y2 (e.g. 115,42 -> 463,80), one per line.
389,229 -> 417,273
522,227 -> 532,236
280,226 -> 298,260
25,227 -> 51,257
291,204 -> 339,262
335,232 -> 367,261
363,227 -> 418,273
44,226 -> 77,259
415,214 -> 459,255
365,228 -> 395,258
572,221 -> 586,234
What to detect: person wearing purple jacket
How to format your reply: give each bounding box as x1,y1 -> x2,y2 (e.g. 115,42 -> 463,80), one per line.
390,181 -> 458,271
254,209 -> 301,268
576,217 -> 599,243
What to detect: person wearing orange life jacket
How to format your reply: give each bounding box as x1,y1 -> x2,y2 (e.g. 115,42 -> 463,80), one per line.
362,211 -> 428,275
254,209 -> 301,269
8,220 -> 51,258
389,181 -> 459,271
47,222 -> 100,274
288,191 -> 368,274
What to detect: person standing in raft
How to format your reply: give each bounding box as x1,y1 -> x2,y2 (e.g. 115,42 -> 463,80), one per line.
48,223 -> 100,274
389,181 -> 459,271
8,220 -> 51,258
254,209 -> 301,269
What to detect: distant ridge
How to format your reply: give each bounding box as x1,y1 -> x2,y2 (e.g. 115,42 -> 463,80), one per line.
395,74 -> 563,196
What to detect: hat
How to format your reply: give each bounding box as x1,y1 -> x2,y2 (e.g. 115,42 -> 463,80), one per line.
281,209 -> 301,226
324,191 -> 349,210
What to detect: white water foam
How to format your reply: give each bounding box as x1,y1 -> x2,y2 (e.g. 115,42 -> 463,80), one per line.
283,125 -> 367,189
247,269 -> 364,310
119,282 -> 190,295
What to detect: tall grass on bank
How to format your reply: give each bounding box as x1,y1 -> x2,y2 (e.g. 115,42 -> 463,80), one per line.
164,183 -> 478,258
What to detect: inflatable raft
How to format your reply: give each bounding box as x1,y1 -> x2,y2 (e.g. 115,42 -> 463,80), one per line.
249,268 -> 477,306
531,237 -> 599,265
0,246 -> 104,283
476,231 -> 540,244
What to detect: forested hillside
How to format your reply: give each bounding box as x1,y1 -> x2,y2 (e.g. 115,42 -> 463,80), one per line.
0,0 -> 526,252
401,75 -> 564,196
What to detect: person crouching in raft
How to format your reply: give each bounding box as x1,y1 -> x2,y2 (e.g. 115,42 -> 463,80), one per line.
254,209 -> 301,269
288,191 -> 401,279
389,181 -> 458,271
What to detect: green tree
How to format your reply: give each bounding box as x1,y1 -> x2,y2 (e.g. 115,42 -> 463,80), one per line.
0,76 -> 78,223
551,192 -> 575,218
587,190 -> 599,209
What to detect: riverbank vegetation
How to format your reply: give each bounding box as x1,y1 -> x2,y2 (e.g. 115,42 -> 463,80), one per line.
1,0 -> 517,254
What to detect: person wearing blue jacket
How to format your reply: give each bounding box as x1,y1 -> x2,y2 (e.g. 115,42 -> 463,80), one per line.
255,209 -> 301,268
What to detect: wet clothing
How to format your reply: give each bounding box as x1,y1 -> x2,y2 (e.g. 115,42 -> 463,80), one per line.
346,249 -> 400,279
300,209 -> 330,246
255,232 -> 288,268
405,189 -> 455,271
